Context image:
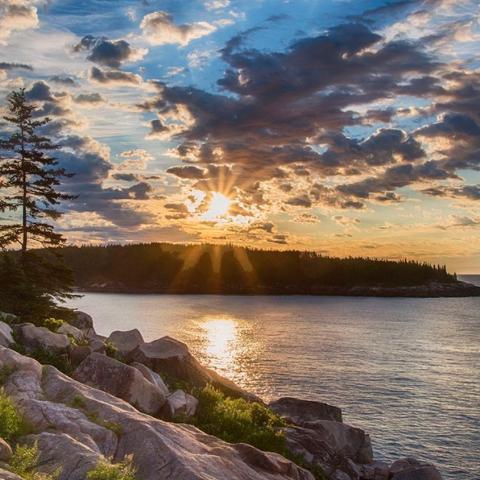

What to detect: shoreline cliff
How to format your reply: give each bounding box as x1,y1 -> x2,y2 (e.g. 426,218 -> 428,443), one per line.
0,310 -> 444,480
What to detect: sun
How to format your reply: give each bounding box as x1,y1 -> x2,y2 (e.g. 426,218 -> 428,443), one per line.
201,192 -> 231,221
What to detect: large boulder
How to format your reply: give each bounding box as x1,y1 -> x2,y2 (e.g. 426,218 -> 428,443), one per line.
269,397 -> 342,424
26,432 -> 103,480
0,321 -> 14,347
73,353 -> 167,416
130,336 -> 259,401
58,323 -> 85,342
69,311 -> 93,330
67,344 -> 93,366
107,329 -> 144,357
390,458 -> 442,480
88,336 -> 106,354
131,361 -> 169,397
304,420 -> 372,464
359,461 -> 389,480
0,346 -> 314,480
161,389 -> 199,420
16,323 -> 69,353
69,311 -> 95,337
282,420 -> 373,478
392,466 -> 442,480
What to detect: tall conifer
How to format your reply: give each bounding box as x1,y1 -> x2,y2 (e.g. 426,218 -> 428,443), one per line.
0,88 -> 76,321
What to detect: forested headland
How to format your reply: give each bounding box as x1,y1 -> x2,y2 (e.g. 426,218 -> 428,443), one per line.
44,242 -> 466,295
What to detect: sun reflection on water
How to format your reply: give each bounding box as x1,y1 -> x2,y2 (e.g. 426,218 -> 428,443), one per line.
201,316 -> 238,374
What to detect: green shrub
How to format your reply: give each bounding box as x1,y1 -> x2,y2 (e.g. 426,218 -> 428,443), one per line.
29,348 -> 72,375
190,386 -> 326,480
191,385 -> 286,453
0,389 -> 29,442
87,457 -> 136,480
104,341 -> 118,358
68,335 -> 90,347
42,318 -> 64,332
9,443 -> 58,480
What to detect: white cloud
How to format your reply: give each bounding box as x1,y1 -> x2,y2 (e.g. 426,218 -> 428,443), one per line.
187,49 -> 216,68
0,0 -> 39,44
204,0 -> 230,10
140,11 -> 216,46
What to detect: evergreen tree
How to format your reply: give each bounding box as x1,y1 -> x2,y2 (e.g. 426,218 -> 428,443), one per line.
0,88 -> 76,322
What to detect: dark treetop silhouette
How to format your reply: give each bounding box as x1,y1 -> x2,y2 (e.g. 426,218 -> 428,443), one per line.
0,89 -> 76,321
55,242 -> 479,297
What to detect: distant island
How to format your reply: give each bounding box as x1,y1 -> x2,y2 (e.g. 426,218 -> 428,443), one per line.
51,243 -> 480,297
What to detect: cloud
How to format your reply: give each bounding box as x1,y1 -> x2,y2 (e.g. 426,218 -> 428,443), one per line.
73,35 -> 147,68
140,21 -> 448,211
89,66 -> 142,85
49,75 -> 77,86
204,0 -> 230,10
337,161 -> 453,200
118,149 -> 153,171
286,195 -> 312,208
0,0 -> 38,44
140,11 -> 216,46
56,135 -> 155,227
74,92 -> 105,104
19,81 -> 156,229
423,184 -> 480,201
167,165 -> 206,179
0,61 -> 32,71
112,173 -> 139,182
438,215 -> 480,230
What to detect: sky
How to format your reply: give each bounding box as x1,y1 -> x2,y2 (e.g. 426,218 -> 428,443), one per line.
0,0 -> 479,273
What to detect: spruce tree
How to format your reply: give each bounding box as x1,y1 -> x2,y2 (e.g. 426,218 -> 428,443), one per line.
0,88 -> 76,322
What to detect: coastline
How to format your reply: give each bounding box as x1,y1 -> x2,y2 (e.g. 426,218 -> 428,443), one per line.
75,280 -> 480,298
0,309 -> 446,480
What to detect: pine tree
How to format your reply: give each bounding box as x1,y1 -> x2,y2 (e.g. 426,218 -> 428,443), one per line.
0,88 -> 76,322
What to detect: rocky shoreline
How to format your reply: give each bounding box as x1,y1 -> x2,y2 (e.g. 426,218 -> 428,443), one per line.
76,280 -> 480,297
0,310 -> 444,480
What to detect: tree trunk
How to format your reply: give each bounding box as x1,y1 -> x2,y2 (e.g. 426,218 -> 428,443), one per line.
21,126 -> 27,258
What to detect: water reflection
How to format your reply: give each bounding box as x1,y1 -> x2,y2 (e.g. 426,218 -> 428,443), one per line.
200,316 -> 238,374
68,293 -> 480,479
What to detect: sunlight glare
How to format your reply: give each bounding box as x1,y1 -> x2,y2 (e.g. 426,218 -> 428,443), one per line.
202,317 -> 237,373
201,192 -> 231,221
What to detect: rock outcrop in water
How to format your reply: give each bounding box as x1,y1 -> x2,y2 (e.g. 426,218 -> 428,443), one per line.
0,311 -> 444,480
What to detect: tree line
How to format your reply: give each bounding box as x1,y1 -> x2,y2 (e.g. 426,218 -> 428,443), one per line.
59,243 -> 456,294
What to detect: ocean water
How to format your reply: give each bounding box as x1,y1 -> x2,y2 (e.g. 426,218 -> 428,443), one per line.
68,285 -> 480,479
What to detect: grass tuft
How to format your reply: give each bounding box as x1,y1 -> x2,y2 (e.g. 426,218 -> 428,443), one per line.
9,443 -> 59,480
42,318 -> 64,333
0,389 -> 31,442
87,457 -> 136,480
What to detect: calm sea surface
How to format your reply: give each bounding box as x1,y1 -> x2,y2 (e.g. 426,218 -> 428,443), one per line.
68,276 -> 480,480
